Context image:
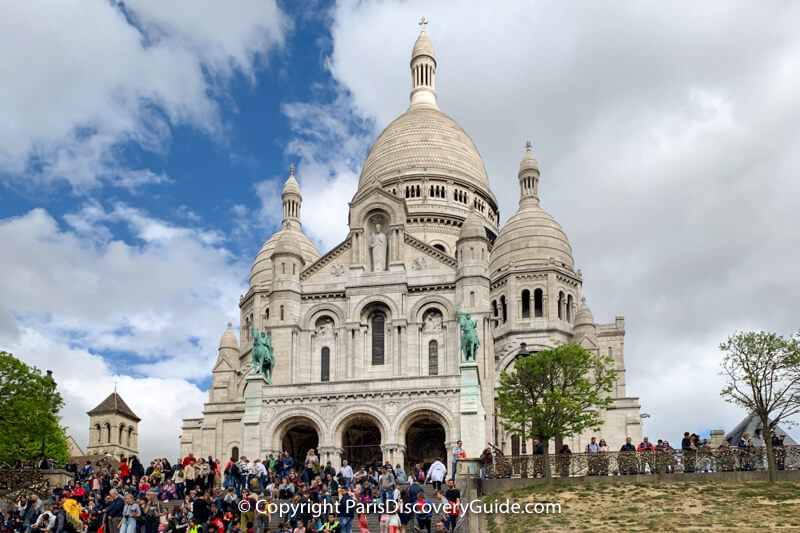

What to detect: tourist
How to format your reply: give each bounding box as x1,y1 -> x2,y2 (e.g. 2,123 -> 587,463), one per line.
585,437 -> 599,476
426,458 -> 446,492
339,460 -> 353,486
120,493 -> 141,533
338,487 -> 355,533
278,478 -> 295,500
413,491 -> 432,533
637,437 -> 655,475
379,465 -> 395,503
223,457 -> 238,490
120,458 -> 131,485
450,441 -> 464,481
619,437 -> 637,475
698,439 -> 713,473
393,464 -> 407,485
434,490 -> 449,530
557,445 -> 571,478
444,479 -> 460,532
478,448 -> 492,480
771,431 -> 786,470
304,449 -> 320,485
682,432 -> 698,473
738,432 -> 754,471
413,464 -> 425,484
322,513 -> 341,533
280,452 -> 295,481
184,459 -> 197,494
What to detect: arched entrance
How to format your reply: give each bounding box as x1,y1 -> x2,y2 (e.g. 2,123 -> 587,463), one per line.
404,415 -> 447,472
281,420 -> 319,463
341,415 -> 383,469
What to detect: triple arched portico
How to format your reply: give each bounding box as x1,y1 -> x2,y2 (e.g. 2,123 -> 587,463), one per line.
259,401 -> 454,472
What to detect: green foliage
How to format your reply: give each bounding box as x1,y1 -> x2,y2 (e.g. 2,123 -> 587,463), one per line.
719,331 -> 800,482
496,343 -> 616,457
0,351 -> 69,465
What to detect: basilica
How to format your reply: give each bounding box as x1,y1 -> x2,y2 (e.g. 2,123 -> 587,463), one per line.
181,27 -> 641,469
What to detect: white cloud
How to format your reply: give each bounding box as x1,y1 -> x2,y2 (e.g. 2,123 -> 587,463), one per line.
4,327 -> 205,462
0,0 -> 288,190
286,0 -> 800,441
0,205 -> 248,457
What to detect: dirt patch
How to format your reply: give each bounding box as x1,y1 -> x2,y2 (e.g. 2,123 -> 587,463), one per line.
485,480 -> 800,532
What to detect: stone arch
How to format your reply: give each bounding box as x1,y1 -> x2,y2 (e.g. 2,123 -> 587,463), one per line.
410,295 -> 456,323
94,423 -> 101,445
264,409 -> 328,449
302,303 -> 346,330
104,422 -> 112,443
331,407 -> 390,445
353,295 -> 399,323
429,240 -> 449,255
270,414 -> 323,463
395,405 -> 452,471
224,440 -> 241,461
334,410 -> 388,468
495,342 -> 552,376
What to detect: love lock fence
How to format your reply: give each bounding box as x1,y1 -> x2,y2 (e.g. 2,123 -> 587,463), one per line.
485,445 -> 800,478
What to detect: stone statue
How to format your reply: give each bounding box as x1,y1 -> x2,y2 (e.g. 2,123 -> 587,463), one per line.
250,327 -> 275,384
457,312 -> 480,362
371,224 -> 387,271
423,312 -> 443,333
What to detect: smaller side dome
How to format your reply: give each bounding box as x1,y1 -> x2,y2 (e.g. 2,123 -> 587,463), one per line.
271,230 -> 302,259
459,209 -> 486,240
282,164 -> 301,197
574,297 -> 596,328
519,140 -> 539,174
412,32 -> 435,60
219,322 -> 238,350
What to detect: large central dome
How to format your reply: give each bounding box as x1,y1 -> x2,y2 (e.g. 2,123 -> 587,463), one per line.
351,29 -> 498,249
358,106 -> 491,193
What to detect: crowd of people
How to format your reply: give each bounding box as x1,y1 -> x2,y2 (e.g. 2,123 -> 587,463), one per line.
2,449 -> 463,533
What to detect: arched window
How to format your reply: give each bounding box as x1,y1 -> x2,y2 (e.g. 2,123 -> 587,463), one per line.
492,300 -> 498,318
558,291 -> 565,320
567,295 -> 574,322
280,305 -> 285,321
371,312 -> 385,365
265,307 -> 270,320
469,291 -> 475,307
470,247 -> 474,260
608,347 -> 613,357
94,424 -> 101,444
433,243 -> 446,253
127,427 -> 133,446
118,424 -> 124,445
521,289 -> 531,318
430,185 -> 434,197
534,289 -> 544,317
281,262 -> 285,275
428,340 -> 439,375
500,296 -> 508,322
231,446 -> 239,461
105,423 -> 111,443
321,347 -> 330,382
511,435 -> 520,456
293,263 -> 296,275
416,185 -> 420,197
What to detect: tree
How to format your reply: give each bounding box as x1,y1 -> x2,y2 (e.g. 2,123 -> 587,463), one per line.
719,331 -> 800,483
496,343 -> 616,481
0,351 -> 69,465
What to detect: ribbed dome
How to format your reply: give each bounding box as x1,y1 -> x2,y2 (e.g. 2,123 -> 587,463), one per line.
412,32 -> 435,59
519,141 -> 539,174
249,228 -> 320,289
490,202 -> 574,274
574,298 -> 595,328
219,322 -> 238,351
459,209 -> 486,240
282,173 -> 300,196
357,106 -> 491,195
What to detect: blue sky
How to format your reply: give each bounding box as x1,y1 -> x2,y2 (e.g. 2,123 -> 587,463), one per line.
2,0 -> 800,459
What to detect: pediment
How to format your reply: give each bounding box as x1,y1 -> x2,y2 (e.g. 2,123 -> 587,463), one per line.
576,332 -> 599,351
300,236 -> 353,282
403,233 -> 457,270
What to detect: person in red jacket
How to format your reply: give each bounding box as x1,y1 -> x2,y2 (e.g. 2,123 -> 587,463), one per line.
120,458 -> 131,484
637,436 -> 655,474
182,453 -> 196,468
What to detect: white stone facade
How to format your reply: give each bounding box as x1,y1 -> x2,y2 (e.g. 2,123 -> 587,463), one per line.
181,29 -> 641,468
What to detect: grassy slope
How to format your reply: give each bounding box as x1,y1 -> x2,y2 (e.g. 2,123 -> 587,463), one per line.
485,480 -> 800,532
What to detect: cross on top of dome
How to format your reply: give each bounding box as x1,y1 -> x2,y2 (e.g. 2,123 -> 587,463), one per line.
418,16 -> 428,33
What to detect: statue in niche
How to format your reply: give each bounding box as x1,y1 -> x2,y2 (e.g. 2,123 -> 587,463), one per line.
423,312 -> 443,333
371,223 -> 387,271
317,319 -> 334,339
250,327 -> 274,384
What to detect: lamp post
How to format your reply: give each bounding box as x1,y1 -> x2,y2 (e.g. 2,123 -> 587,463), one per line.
41,370 -> 57,464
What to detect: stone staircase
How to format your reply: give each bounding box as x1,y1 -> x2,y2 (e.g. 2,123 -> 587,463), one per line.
268,483 -> 447,531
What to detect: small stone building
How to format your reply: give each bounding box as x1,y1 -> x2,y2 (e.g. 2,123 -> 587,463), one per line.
86,391 -> 140,458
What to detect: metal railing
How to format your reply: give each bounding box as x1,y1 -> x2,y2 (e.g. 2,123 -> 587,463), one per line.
485,445 -> 800,478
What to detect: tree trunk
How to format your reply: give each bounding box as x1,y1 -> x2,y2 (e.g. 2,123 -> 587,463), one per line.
762,417 -> 776,483
542,438 -> 552,482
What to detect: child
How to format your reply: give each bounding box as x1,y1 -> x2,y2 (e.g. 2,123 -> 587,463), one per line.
293,520 -> 306,533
